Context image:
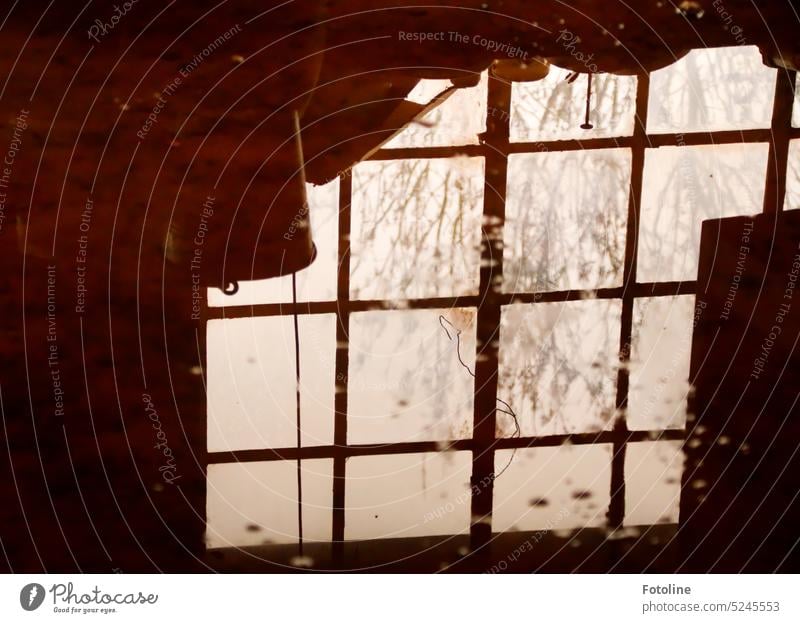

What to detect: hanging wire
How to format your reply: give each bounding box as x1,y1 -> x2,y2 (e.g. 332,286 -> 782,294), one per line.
291,109 -> 306,555
438,315 -> 521,479
292,271 -> 303,555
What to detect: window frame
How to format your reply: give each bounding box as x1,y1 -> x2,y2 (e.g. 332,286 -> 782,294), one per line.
203,59 -> 798,566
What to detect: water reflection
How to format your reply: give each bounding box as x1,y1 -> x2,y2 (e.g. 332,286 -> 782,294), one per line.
648,46 -> 776,134
786,140 -> 800,211
345,451 -> 472,540
493,445 -> 613,533
638,143 -> 768,282
350,157 -> 484,300
206,314 -> 336,451
511,68 -> 637,141
348,308 -> 476,444
503,149 -> 630,293
628,296 -> 695,431
207,179 -> 340,307
206,459 -> 333,548
498,300 -> 622,437
384,72 -> 488,148
624,441 -> 683,527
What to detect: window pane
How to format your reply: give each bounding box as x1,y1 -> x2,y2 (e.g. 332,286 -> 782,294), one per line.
624,441 -> 683,526
207,314 -> 336,451
350,157 -> 484,300
637,143 -> 768,283
206,459 -> 333,548
348,308 -> 475,444
207,179 -> 339,306
384,72 -> 487,148
647,46 -> 777,134
511,68 -> 637,141
492,444 -> 612,533
498,300 -> 622,437
504,149 -> 630,293
629,296 -> 695,431
345,451 -> 472,540
794,79 -> 800,128
786,139 -> 800,211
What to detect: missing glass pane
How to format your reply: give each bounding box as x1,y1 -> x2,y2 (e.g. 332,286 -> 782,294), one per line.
638,143 -> 768,283
383,72 -> 487,148
503,149 -> 630,293
344,451 -> 472,540
207,179 -> 339,307
510,67 -> 637,141
623,441 -> 683,527
647,46 -> 777,134
350,157 -> 484,300
492,444 -> 613,533
498,300 -> 622,437
628,296 -> 695,431
206,459 -> 333,548
347,308 -> 475,444
207,314 -> 336,452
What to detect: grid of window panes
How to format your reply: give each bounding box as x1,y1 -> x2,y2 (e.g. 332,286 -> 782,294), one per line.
204,47 -> 798,556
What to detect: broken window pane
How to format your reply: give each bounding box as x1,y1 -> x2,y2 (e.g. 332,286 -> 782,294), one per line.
206,459 -> 333,548
786,140 -> 800,211
347,308 -> 475,444
344,451 -> 472,540
637,143 -> 768,283
384,72 -> 487,148
623,441 -> 683,526
207,314 -> 336,452
350,157 -> 484,300
492,444 -> 612,533
511,67 -> 637,141
628,296 -> 695,431
647,46 -> 777,134
504,149 -> 630,293
207,179 -> 339,306
498,300 -> 622,437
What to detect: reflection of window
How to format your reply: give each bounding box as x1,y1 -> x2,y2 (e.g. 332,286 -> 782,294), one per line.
638,143 -> 768,282
348,308 -> 476,444
504,148 -> 630,292
647,47 -> 776,134
350,158 -> 484,300
203,46 -> 797,562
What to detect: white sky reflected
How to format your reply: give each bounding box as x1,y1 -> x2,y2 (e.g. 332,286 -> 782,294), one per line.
637,142 -> 768,283
206,459 -> 333,548
493,444 -> 613,533
207,178 -> 339,307
647,46 -> 777,134
348,308 -> 475,445
207,314 -> 336,451
384,72 -> 487,148
624,441 -> 683,527
498,300 -> 622,437
628,296 -> 695,431
345,451 -> 472,540
350,156 -> 484,300
511,68 -> 637,141
504,148 -> 630,293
